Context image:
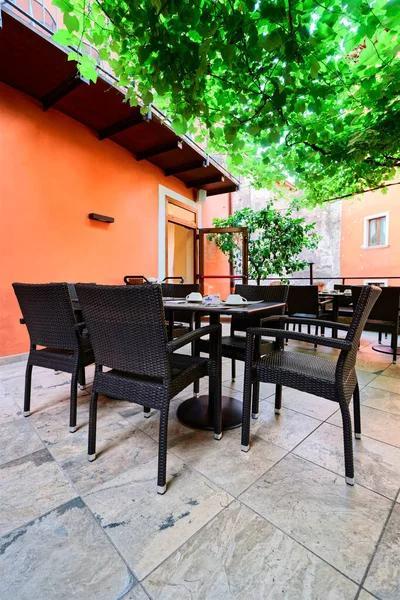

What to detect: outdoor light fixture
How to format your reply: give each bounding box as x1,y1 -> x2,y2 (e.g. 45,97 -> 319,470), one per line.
88,213 -> 114,223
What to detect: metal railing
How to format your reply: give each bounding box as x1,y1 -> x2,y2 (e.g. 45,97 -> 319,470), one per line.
263,263 -> 400,286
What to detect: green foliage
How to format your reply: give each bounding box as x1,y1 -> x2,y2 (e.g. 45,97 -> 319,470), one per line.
52,0 -> 400,205
209,205 -> 320,284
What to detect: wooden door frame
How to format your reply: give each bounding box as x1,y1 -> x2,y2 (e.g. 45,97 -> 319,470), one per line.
197,226 -> 249,295
165,196 -> 198,283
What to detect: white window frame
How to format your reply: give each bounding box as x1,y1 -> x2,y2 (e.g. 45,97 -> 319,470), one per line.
362,211 -> 389,249
363,279 -> 388,287
158,185 -> 202,280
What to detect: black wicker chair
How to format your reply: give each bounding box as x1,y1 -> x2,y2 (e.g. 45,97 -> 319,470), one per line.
242,285 -> 381,485
161,283 -> 200,340
75,284 -> 222,494
12,283 -> 94,432
197,284 -> 288,418
352,285 -> 400,364
287,284 -> 332,333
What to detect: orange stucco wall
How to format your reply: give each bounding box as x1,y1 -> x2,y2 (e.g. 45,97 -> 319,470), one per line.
340,185 -> 400,286
0,83 -> 196,357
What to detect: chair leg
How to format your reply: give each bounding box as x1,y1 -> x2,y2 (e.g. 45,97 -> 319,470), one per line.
69,368 -> 79,433
252,381 -> 260,419
78,366 -> 86,390
157,408 -> 169,494
392,332 -> 397,364
378,331 -> 382,343
24,363 -> 33,416
307,324 -> 311,335
353,382 -> 361,439
241,373 -> 253,452
339,401 -> 354,485
144,406 -> 151,418
314,325 -> 318,350
274,384 -> 282,414
193,379 -> 200,398
231,359 -> 236,381
87,390 -> 98,461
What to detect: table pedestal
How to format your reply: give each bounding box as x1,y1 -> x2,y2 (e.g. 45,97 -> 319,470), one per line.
177,394 -> 242,430
372,344 -> 400,360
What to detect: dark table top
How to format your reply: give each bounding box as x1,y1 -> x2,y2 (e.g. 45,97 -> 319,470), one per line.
163,300 -> 286,315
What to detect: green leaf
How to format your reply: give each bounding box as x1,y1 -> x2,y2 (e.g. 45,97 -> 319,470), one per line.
310,59 -> 320,78
63,13 -> 80,33
260,29 -> 283,52
52,29 -> 78,46
78,56 -> 98,83
52,0 -> 73,12
171,119 -> 187,135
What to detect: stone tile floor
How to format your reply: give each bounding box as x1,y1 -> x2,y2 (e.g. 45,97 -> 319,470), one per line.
0,330 -> 399,599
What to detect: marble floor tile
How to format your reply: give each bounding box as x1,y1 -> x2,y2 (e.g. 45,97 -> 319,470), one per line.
2,369 -> 89,414
239,454 -> 391,582
355,354 -> 393,374
83,454 -> 233,581
364,504 -> 400,600
367,375 -> 400,395
170,428 -> 287,496
357,371 -> 379,388
0,448 -> 76,536
144,500 -> 358,600
358,590 -> 377,600
0,497 -> 134,600
29,395 -> 123,459
294,423 -> 400,499
0,382 -> 23,424
381,364 -> 400,380
121,584 -> 151,600
361,386 -> 400,416
121,398 -> 196,443
264,388 -> 338,421
328,406 -> 400,448
0,418 -> 44,466
249,403 -> 322,451
0,360 -> 44,381
60,420 -> 159,494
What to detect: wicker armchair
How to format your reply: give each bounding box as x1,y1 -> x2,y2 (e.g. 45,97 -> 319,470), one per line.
12,283 -> 94,432
161,283 -> 200,340
352,285 -> 400,364
197,284 -> 288,417
75,284 -> 222,494
242,285 -> 381,485
287,285 -> 332,333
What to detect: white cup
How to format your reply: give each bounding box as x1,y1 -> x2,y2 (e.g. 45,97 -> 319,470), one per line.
186,292 -> 203,302
344,289 -> 351,295
225,294 -> 247,305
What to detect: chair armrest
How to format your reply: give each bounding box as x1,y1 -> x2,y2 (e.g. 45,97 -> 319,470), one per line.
261,315 -> 351,332
247,327 -> 353,351
166,324 -> 221,353
19,318 -> 26,325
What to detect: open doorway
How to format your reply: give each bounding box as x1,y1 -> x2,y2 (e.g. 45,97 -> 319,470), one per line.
166,197 -> 198,284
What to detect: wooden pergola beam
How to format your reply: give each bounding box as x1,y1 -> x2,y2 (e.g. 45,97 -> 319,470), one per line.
165,160 -> 206,177
136,140 -> 183,161
98,113 -> 145,140
41,72 -> 86,111
186,175 -> 225,189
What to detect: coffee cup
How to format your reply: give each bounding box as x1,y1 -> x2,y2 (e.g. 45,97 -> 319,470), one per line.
225,294 -> 247,305
186,292 -> 202,302
343,289 -> 351,295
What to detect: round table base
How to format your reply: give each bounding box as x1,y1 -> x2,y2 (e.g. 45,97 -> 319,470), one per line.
372,344 -> 400,358
176,394 -> 242,431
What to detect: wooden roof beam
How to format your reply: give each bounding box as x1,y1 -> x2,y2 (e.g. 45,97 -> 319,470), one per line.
136,140 -> 183,161
165,160 -> 206,177
40,72 -> 87,111
205,184 -> 239,197
98,113 -> 145,140
186,175 -> 225,189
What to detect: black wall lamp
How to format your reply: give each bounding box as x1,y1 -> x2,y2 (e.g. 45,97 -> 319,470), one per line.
88,213 -> 114,223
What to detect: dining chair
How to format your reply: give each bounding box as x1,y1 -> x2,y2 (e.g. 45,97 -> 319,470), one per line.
352,285 -> 400,364
75,283 -> 222,494
241,285 -> 381,485
197,284 -> 288,418
12,282 -> 94,432
287,285 -> 333,346
161,283 -> 200,340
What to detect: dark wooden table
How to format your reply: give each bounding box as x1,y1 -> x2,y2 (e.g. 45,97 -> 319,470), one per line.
163,300 -> 286,431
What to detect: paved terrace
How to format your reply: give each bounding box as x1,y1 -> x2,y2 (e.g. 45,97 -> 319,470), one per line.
0,328 -> 399,599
